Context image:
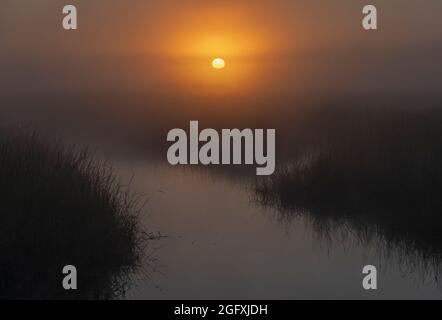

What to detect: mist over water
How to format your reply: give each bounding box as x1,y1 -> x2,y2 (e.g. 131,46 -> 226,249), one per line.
1,0 -> 442,299
2,90 -> 442,298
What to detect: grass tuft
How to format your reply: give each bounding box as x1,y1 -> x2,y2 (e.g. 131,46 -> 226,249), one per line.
0,130 -> 149,299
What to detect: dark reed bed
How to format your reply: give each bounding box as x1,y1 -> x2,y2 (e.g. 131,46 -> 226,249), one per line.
0,130 -> 150,299
255,103 -> 442,280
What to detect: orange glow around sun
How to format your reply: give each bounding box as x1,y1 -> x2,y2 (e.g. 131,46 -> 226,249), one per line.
131,4 -> 290,95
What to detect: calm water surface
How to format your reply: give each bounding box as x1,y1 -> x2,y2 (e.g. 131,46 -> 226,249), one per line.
2,96 -> 442,299
114,161 -> 442,299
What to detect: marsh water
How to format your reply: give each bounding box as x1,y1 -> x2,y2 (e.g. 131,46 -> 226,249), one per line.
2,92 -> 442,299
2,0 -> 442,300
120,162 -> 442,299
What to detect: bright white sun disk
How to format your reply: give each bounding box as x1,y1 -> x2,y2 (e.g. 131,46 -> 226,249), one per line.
212,58 -> 225,69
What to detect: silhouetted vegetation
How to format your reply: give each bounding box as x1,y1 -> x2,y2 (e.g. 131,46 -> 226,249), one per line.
0,130 -> 150,299
255,104 -> 442,278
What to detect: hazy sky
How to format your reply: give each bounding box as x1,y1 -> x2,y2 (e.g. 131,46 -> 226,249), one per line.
1,0 -> 441,95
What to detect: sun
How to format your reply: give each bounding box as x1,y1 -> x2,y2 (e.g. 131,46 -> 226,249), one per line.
212,58 -> 225,69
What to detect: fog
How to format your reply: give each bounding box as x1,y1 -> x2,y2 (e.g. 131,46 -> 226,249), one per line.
1,0 -> 441,97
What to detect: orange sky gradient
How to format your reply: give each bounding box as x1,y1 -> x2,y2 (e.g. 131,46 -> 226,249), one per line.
1,0 -> 442,96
